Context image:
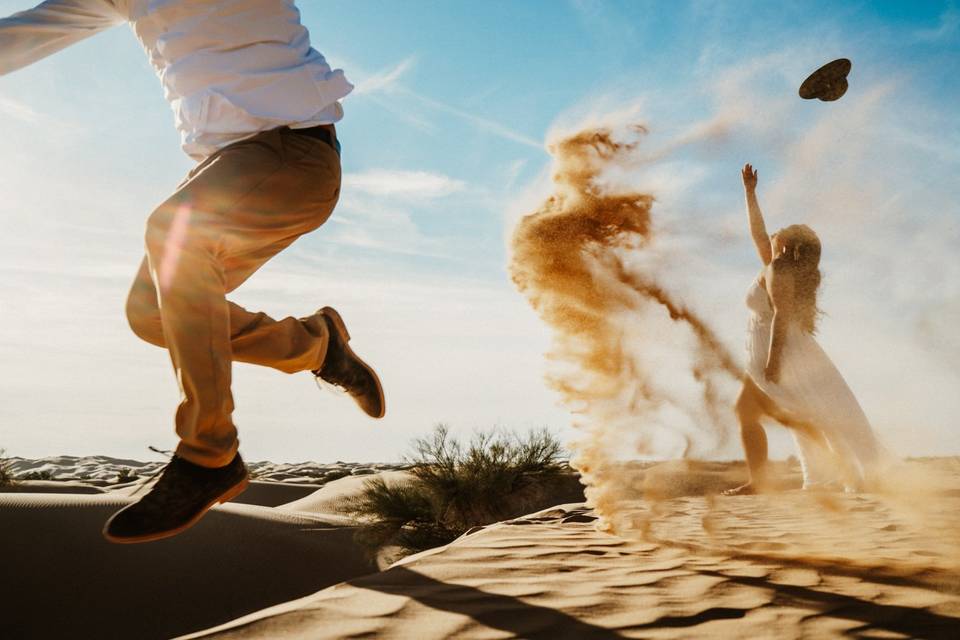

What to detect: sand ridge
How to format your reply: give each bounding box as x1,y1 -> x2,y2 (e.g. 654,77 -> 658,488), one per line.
3,454 -> 414,486
0,490 -> 373,639
185,479 -> 960,639
4,458 -> 959,639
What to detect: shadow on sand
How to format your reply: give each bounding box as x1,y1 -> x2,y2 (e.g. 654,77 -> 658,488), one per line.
355,565 -> 623,639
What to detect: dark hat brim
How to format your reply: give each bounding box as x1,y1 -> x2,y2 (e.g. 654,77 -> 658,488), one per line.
799,58 -> 852,101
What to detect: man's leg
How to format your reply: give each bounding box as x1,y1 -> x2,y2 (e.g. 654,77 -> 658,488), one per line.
127,254 -> 385,421
142,127 -> 341,468
126,256 -> 328,375
105,127 -> 389,544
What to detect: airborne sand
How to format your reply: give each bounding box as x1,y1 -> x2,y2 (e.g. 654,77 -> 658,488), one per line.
509,125 -> 743,535
506,122 -> 959,602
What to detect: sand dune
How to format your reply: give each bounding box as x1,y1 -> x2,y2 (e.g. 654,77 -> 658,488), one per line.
3,458 -> 959,639
0,493 -> 375,640
186,466 -> 960,639
1,479 -> 106,494
214,480 -> 321,507
3,454 -> 412,486
277,470 -> 415,515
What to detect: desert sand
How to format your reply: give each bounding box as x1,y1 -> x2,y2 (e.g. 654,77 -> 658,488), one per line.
3,456 -> 959,639
0,456 -> 411,639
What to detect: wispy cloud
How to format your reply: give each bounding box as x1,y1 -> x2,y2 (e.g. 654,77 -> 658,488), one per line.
329,168 -> 475,259
343,169 -> 465,199
352,56 -> 417,96
915,6 -> 960,42
400,88 -> 544,150
0,94 -> 41,124
341,54 -> 543,149
569,0 -> 640,47
503,158 -> 528,190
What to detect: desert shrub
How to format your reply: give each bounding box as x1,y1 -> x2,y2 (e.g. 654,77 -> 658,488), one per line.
116,467 -> 138,484
0,449 -> 15,486
349,424 -> 566,554
323,469 -> 350,482
21,469 -> 53,481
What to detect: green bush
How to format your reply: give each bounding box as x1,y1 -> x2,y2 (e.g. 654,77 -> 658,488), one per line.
0,449 -> 15,487
349,425 -> 566,554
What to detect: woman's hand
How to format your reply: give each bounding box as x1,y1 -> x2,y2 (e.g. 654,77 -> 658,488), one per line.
742,163 -> 758,192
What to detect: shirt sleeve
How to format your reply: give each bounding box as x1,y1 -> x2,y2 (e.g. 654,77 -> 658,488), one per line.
0,0 -> 124,76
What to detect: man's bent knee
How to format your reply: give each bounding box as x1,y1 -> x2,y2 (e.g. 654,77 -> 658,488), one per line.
146,203 -> 221,273
126,280 -> 165,347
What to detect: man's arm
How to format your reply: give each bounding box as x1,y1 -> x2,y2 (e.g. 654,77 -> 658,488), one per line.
0,0 -> 122,76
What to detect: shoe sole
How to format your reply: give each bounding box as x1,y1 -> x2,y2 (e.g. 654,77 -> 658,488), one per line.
101,475 -> 250,544
321,306 -> 386,419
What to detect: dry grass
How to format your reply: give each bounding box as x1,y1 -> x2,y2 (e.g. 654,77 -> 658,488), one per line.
0,449 -> 16,486
348,425 -> 568,554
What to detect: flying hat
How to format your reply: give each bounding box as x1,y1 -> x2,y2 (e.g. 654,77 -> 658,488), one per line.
799,58 -> 852,102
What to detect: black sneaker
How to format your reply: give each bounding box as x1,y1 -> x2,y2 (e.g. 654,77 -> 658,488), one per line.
312,306 -> 385,419
102,453 -> 249,544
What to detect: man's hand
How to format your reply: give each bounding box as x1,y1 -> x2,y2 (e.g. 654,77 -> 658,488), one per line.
742,163 -> 758,192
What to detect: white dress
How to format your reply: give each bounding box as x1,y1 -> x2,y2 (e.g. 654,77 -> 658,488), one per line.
745,275 -> 883,489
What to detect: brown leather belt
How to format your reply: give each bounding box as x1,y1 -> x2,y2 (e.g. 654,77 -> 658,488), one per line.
283,124 -> 340,156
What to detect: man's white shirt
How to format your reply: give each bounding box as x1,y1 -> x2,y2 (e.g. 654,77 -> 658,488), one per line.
0,0 -> 353,161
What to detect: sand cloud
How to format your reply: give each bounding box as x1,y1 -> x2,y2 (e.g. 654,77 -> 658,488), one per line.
508,42 -> 960,534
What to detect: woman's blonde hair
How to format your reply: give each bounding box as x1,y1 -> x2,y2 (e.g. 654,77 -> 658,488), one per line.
772,224 -> 822,334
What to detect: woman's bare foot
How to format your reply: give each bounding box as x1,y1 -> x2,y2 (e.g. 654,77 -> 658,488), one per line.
722,482 -> 759,496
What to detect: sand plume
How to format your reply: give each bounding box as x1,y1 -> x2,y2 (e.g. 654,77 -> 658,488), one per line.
509,124 -> 741,533
508,122 -> 959,571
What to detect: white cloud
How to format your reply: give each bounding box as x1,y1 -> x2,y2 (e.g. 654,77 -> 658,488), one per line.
403,88 -> 543,150
352,56 -> 416,96
0,94 -> 41,124
343,169 -> 465,199
339,53 -> 542,149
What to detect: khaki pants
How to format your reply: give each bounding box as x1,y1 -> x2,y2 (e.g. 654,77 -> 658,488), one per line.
125,127 -> 341,467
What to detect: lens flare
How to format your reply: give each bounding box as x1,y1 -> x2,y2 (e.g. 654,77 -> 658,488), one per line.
156,203 -> 193,293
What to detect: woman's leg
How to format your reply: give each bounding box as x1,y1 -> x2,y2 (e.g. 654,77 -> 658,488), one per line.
725,377 -> 771,494
767,405 -> 847,489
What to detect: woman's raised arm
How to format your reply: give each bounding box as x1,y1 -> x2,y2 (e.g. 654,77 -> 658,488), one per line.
743,163 -> 773,266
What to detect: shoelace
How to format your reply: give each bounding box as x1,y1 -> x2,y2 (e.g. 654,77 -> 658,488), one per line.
314,375 -> 351,396
312,360 -> 360,395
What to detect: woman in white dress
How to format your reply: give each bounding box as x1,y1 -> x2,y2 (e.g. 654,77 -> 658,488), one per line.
726,163 -> 884,495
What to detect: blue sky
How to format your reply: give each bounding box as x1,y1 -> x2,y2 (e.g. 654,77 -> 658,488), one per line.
0,0 -> 957,462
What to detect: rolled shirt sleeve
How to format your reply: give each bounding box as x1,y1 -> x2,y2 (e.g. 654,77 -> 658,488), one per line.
0,0 -> 123,76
